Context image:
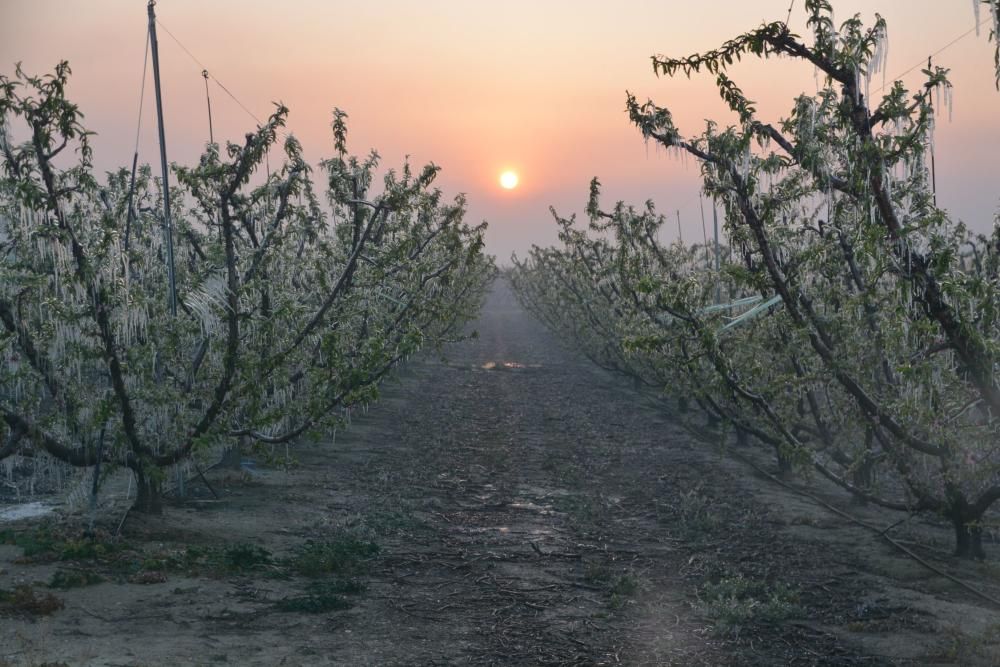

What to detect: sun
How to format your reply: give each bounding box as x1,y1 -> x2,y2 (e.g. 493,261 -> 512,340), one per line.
499,170 -> 519,189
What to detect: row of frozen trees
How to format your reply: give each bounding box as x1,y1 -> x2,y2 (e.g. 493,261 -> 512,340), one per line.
512,0 -> 1000,558
0,63 -> 494,513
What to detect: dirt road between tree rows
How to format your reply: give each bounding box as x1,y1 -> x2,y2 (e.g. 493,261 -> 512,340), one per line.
3,281 -> 1000,666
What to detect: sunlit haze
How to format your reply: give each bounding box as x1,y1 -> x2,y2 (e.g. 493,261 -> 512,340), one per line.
500,171 -> 519,190
2,1 -> 998,262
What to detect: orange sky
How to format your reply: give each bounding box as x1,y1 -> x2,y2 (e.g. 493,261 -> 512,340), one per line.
2,1 -> 998,260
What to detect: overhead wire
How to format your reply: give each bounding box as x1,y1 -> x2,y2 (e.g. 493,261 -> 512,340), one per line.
124,28 -> 151,251
874,19 -> 982,93
133,31 -> 150,157
153,18 -> 264,126
152,16 -> 278,204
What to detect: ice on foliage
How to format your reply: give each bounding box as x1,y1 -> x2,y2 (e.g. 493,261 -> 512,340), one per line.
116,302 -> 150,348
867,23 -> 889,93
184,272 -> 228,331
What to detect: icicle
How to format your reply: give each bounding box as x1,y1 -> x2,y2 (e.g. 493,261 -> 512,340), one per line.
740,147 -> 751,179
993,2 -> 1000,45
880,25 -> 889,90
927,112 -> 936,162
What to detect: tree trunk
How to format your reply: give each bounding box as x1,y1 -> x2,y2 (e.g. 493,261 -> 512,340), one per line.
133,468 -> 163,514
850,457 -> 875,506
952,515 -> 986,560
219,436 -> 248,470
776,446 -> 794,479
851,429 -> 875,506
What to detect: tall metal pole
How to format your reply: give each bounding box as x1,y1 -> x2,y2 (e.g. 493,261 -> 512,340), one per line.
676,209 -> 682,244
927,56 -> 937,208
712,200 -> 721,303
699,195 -> 709,262
202,69 -> 215,145
147,0 -> 178,317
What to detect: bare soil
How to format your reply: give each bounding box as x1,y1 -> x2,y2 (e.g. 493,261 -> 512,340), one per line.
2,281 -> 999,666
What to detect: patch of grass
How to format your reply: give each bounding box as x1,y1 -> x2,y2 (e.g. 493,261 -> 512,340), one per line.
48,568 -> 104,590
220,543 -> 273,572
698,573 -> 801,637
932,622 -> 1000,664
285,536 -> 378,577
0,525 -> 125,563
582,561 -> 641,609
274,579 -> 365,614
0,526 -> 60,558
611,572 -> 639,597
582,560 -> 611,584
58,538 -> 118,560
543,458 -> 585,486
157,545 -> 210,573
0,585 -> 64,617
355,508 -> 424,537
554,494 -> 599,526
674,486 -> 723,537
609,572 -> 640,610
128,570 -> 168,585
275,592 -> 350,613
310,578 -> 366,596
146,543 -> 274,577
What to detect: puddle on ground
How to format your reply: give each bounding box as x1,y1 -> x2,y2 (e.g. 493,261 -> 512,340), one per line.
458,525 -> 560,537
480,361 -> 543,370
509,501 -> 553,513
518,484 -> 572,498
0,501 -> 56,522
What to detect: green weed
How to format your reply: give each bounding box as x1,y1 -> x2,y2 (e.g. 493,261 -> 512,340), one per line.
675,486 -> 723,537
274,579 -> 365,613
221,543 -> 273,572
932,622 -> 1000,664
48,568 -> 104,589
0,526 -> 124,562
285,536 -> 378,577
0,585 -> 64,617
699,573 -> 801,637
582,561 -> 641,609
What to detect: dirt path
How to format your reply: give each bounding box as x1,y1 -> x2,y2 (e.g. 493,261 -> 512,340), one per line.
2,282 -> 999,666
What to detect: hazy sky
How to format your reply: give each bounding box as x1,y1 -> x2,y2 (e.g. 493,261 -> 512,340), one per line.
2,1 -> 998,261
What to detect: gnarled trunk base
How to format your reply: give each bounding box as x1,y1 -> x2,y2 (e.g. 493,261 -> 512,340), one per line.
134,470 -> 163,515
953,519 -> 985,560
